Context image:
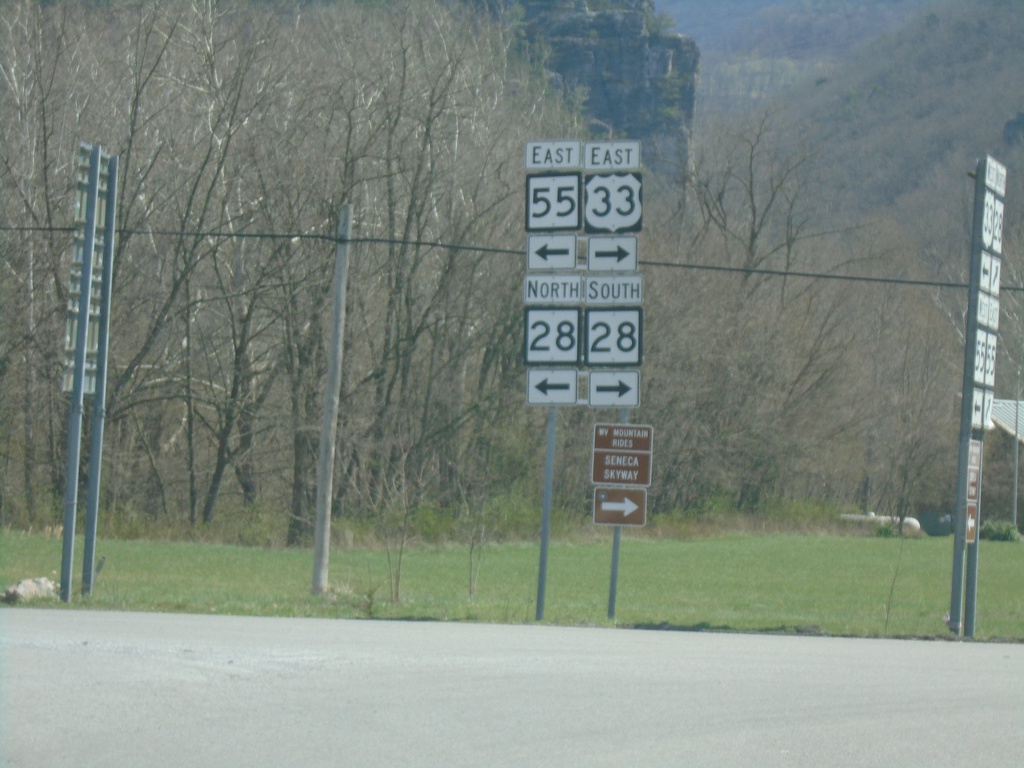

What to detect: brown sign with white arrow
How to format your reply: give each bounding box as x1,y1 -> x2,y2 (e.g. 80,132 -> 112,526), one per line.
593,487 -> 646,527
966,502 -> 979,544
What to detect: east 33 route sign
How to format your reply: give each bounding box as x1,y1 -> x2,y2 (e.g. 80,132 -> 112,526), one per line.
584,173 -> 642,234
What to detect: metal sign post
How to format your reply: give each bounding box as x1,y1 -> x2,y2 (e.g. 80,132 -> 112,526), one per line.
82,153 -> 118,596
950,155 -> 1006,636
535,405 -> 557,621
60,144 -> 102,603
59,142 -> 118,602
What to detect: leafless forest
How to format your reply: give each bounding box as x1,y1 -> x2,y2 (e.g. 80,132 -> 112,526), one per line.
1,0 -> 1021,544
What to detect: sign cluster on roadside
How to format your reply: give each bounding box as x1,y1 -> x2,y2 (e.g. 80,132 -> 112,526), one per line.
970,157 -> 1006,430
60,141 -> 119,603
950,153 -> 1008,638
63,144 -> 114,395
523,140 -> 645,409
522,140 -> 653,528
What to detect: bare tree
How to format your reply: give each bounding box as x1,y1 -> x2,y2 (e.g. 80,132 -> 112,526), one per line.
645,109 -> 865,513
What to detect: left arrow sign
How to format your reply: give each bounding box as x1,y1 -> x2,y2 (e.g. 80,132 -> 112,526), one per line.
536,379 -> 570,395
527,369 -> 579,405
528,234 -> 577,271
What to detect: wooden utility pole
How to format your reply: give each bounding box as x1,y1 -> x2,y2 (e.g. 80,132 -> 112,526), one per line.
312,205 -> 351,595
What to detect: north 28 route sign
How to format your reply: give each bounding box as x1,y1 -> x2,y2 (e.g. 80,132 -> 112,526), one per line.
523,307 -> 581,365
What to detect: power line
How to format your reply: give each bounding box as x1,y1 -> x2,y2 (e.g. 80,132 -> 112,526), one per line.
0,223 -> 522,255
641,259 -> 974,290
0,222 -> 1006,291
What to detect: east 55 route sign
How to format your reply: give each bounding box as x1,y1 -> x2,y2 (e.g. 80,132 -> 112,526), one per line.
526,173 -> 581,232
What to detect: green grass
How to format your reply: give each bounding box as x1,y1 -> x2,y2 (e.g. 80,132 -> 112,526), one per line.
2,530 -> 1023,639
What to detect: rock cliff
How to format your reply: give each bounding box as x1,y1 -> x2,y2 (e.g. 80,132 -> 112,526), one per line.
521,0 -> 699,166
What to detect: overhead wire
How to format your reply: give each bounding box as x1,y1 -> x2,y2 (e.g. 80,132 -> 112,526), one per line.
0,222 -> 1010,291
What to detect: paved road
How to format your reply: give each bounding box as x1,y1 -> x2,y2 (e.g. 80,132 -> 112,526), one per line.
2,609 -> 1022,767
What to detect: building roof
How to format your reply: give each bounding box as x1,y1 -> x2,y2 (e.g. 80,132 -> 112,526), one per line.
990,399 -> 1024,442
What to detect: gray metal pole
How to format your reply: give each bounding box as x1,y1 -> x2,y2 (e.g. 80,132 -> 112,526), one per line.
312,205 -> 351,596
59,144 -> 101,603
965,426 -> 986,638
83,152 -> 117,597
608,526 -> 621,620
608,407 -> 629,620
950,158 -> 988,635
535,405 -> 557,621
950,434 -> 970,635
965,521 -> 980,637
1014,370 -> 1020,530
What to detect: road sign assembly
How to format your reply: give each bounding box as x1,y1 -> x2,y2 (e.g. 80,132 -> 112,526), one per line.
524,141 -> 651,619
950,155 -> 1007,638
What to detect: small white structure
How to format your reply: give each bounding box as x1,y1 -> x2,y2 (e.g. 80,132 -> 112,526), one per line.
840,512 -> 922,535
2,577 -> 57,604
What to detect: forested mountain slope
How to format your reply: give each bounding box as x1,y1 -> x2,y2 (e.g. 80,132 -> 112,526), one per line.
662,0 -> 1023,217
782,0 -> 1024,216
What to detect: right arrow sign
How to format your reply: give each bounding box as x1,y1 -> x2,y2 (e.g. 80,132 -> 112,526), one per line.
589,371 -> 640,407
587,236 -> 637,271
593,487 -> 647,527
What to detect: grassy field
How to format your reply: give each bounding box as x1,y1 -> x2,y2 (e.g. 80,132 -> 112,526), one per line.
2,530 -> 1023,639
